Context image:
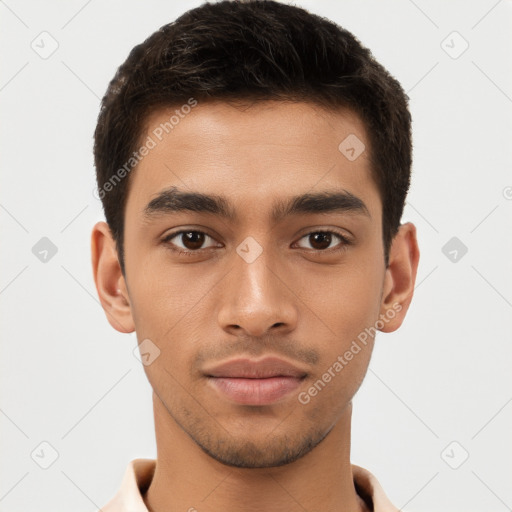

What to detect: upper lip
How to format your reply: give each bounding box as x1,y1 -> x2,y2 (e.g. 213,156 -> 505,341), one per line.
204,356 -> 308,379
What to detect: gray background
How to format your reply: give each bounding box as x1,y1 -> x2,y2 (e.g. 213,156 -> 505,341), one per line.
1,0 -> 511,510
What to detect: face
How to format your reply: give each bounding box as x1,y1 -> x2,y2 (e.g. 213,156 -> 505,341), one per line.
92,100 -> 418,468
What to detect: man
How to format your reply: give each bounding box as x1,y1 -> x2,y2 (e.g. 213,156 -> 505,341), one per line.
91,1 -> 419,510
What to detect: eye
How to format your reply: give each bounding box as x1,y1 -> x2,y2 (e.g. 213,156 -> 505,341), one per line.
162,230 -> 220,255
162,228 -> 352,257
294,230 -> 351,253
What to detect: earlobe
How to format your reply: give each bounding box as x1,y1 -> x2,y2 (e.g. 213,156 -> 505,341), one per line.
91,221 -> 135,334
378,222 -> 420,333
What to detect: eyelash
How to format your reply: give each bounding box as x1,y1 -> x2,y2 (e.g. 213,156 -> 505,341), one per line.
161,229 -> 352,257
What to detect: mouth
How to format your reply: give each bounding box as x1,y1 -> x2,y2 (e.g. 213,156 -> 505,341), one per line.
203,356 -> 308,406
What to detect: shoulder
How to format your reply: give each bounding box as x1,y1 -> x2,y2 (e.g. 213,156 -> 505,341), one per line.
352,464 -> 402,512
97,458 -> 156,512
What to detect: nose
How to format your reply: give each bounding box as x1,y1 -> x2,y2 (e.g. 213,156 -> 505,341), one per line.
217,242 -> 298,338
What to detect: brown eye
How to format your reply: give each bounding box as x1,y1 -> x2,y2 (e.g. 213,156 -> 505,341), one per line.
179,231 -> 206,250
308,232 -> 333,250
162,230 -> 218,253
295,230 -> 351,252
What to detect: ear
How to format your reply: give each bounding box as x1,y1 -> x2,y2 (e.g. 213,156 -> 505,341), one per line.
91,221 -> 135,333
378,222 -> 420,333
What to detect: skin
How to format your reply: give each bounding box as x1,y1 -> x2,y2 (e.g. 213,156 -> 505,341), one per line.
91,100 -> 419,512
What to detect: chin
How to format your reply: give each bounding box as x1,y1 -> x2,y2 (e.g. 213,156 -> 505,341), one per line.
193,428 -> 329,469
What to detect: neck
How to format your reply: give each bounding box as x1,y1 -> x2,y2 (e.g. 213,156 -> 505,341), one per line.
143,391 -> 367,512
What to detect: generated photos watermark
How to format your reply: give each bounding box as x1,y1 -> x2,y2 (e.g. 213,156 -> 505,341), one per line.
93,97 -> 198,200
298,302 -> 402,405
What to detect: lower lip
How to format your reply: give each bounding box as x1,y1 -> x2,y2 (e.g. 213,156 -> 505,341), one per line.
208,376 -> 304,405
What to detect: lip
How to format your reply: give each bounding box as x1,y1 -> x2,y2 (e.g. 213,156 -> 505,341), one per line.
204,357 -> 308,406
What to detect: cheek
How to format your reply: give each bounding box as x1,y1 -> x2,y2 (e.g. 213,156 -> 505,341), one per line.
299,258 -> 383,343
128,252 -> 213,335
299,335 -> 374,423
295,256 -> 382,404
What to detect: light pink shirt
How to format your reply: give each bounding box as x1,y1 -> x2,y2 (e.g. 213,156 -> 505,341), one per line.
99,458 -> 400,512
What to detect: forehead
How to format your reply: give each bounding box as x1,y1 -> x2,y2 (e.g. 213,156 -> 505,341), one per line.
126,100 -> 380,224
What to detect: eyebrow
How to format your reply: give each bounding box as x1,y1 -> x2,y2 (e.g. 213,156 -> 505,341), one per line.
142,186 -> 370,224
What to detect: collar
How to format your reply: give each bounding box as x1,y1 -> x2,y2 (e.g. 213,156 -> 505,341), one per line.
100,458 -> 400,512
